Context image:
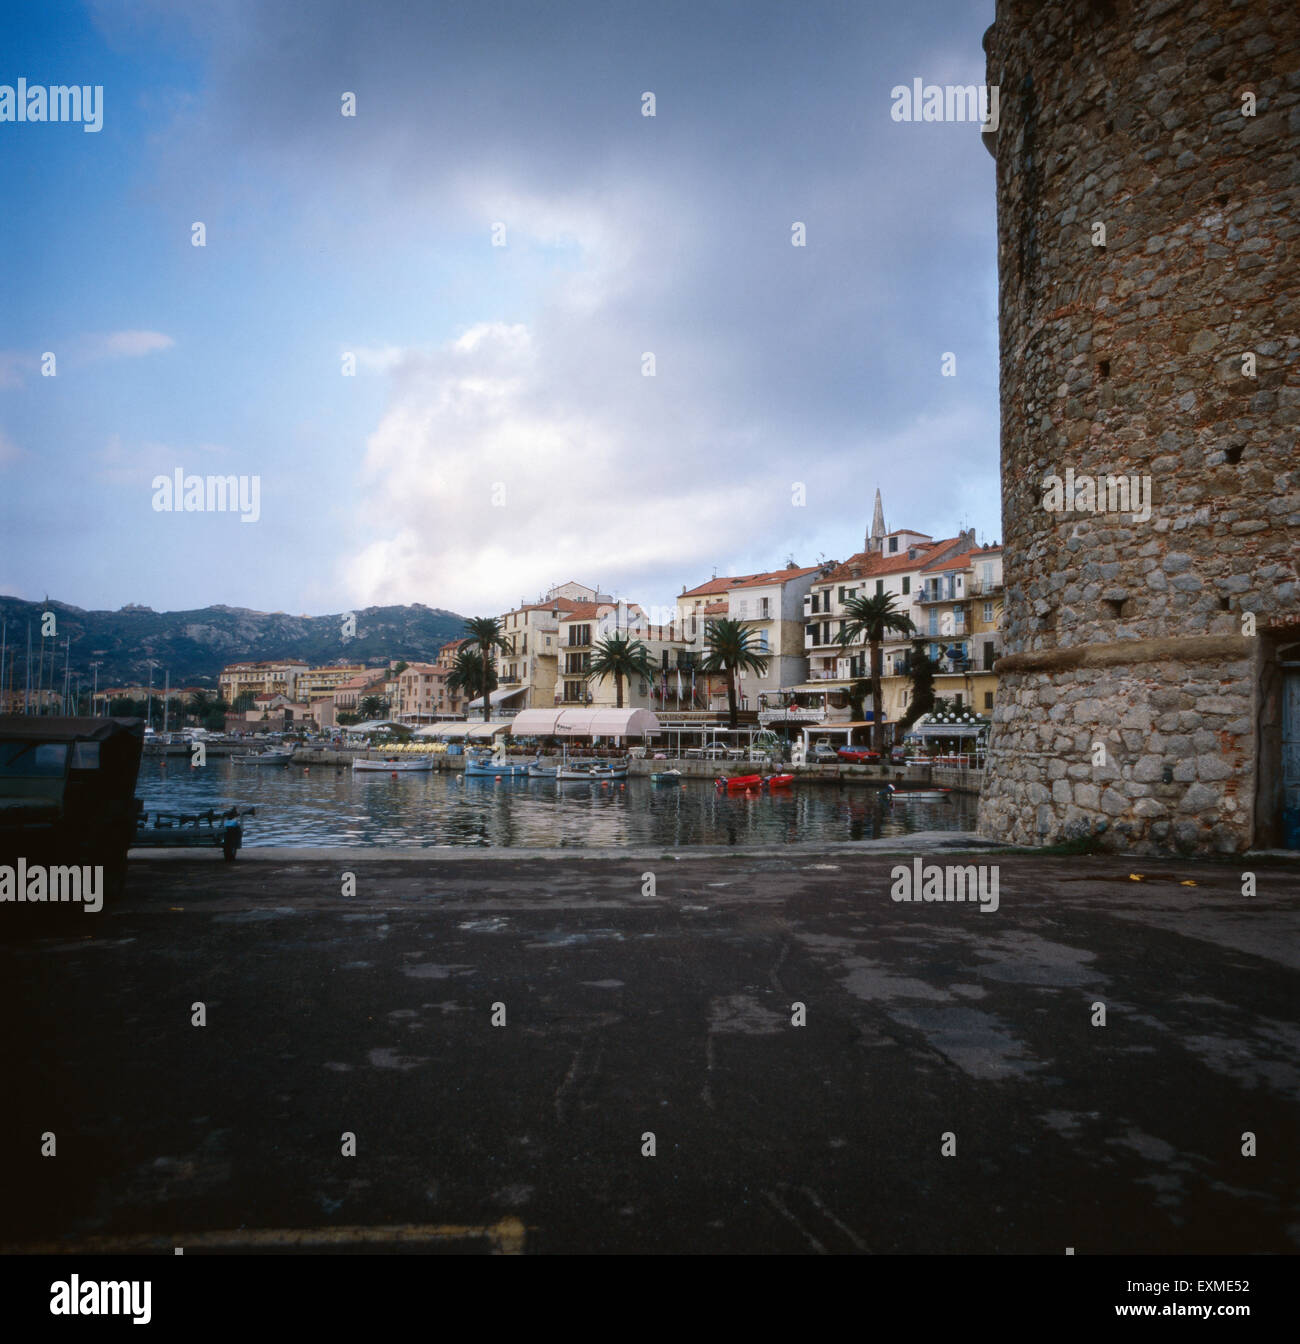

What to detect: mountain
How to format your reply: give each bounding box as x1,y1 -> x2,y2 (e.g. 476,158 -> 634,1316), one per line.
0,596 -> 469,691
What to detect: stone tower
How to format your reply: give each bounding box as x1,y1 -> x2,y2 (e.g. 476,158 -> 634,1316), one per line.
867,488 -> 887,553
978,0 -> 1300,854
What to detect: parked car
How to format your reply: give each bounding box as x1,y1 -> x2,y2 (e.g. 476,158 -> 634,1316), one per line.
838,746 -> 882,763
890,746 -> 908,765
810,743 -> 840,763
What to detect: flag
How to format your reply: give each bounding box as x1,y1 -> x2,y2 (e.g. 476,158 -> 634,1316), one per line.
676,670 -> 683,703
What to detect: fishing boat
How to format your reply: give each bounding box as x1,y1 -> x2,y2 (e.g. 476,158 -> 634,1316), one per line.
352,755 -> 434,773
556,761 -> 627,781
527,760 -> 559,779
464,753 -> 538,779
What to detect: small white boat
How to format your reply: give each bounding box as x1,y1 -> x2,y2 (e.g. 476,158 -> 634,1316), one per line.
881,784 -> 951,801
651,768 -> 683,783
558,761 -> 627,781
352,756 -> 434,773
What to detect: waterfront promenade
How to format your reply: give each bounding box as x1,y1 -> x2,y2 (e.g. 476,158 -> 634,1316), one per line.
2,846 -> 1296,1254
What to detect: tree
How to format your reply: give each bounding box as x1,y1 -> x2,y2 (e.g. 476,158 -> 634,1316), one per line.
464,617 -> 509,722
358,693 -> 388,720
586,633 -> 656,709
901,640 -> 937,729
837,593 -> 916,752
701,619 -> 771,730
446,643 -> 496,715
232,692 -> 256,713
392,661 -> 408,677
846,678 -> 872,723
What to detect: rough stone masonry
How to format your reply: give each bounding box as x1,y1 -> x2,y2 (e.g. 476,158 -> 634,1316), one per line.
978,0 -> 1300,854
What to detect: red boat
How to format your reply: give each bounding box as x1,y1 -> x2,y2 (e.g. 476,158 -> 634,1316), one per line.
764,774 -> 795,789
716,774 -> 763,791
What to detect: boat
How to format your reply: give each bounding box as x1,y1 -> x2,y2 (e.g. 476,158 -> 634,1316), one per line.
716,774 -> 763,792
881,783 -> 952,801
352,756 -> 434,772
464,753 -> 538,779
764,774 -> 795,789
650,768 -> 683,784
236,745 -> 294,766
556,761 -> 627,781
134,806 -> 256,860
527,761 -> 559,779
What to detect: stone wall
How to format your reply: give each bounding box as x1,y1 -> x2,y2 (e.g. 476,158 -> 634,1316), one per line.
978,0 -> 1299,853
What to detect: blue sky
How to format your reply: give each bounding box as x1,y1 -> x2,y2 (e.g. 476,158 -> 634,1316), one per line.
0,0 -> 1000,618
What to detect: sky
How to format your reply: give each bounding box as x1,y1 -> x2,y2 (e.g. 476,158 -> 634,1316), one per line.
0,0 -> 1001,620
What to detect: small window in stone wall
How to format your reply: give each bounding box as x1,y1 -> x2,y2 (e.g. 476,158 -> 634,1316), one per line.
1103,598 -> 1130,619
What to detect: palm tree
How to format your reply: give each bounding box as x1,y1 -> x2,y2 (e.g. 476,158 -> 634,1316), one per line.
446,643 -> 496,716
586,633 -> 656,709
837,593 -> 916,753
463,617 -> 509,721
357,693 -> 388,721
701,618 -> 771,730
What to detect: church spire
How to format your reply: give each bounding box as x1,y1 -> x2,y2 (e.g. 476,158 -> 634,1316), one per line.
867,488 -> 886,552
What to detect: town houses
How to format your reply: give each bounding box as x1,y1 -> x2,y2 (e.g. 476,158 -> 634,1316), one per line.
211,495 -> 1002,745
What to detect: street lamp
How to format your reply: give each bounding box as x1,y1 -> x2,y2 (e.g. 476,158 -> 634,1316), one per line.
89,661 -> 102,716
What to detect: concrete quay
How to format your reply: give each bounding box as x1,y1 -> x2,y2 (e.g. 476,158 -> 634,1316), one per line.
1,847 -> 1296,1254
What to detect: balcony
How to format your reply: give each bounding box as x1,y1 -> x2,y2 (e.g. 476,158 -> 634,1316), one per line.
915,588 -> 966,606
967,578 -> 1003,597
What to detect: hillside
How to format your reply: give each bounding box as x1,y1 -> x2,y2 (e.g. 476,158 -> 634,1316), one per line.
0,597 -> 469,691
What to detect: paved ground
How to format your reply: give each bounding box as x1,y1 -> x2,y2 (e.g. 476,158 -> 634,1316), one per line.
1,847 -> 1297,1254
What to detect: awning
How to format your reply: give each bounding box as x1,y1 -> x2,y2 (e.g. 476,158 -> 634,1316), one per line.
468,686 -> 527,710
908,722 -> 986,737
413,721 -> 511,739
509,708 -> 661,738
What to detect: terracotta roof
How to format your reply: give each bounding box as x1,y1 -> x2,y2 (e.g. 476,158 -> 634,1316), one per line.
702,600 -> 728,615
728,566 -> 820,590
681,577 -> 736,598
516,597 -> 583,614
921,546 -> 986,572
557,603 -> 608,621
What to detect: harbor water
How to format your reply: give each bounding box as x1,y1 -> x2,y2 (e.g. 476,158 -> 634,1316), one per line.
135,757 -> 979,849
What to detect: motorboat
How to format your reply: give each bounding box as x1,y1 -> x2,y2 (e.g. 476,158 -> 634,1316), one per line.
236,745 -> 294,765
764,774 -> 795,789
716,774 -> 764,792
650,768 -> 683,784
352,756 -> 434,772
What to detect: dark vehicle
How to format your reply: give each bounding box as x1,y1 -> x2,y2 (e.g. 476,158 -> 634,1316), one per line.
0,716 -> 145,900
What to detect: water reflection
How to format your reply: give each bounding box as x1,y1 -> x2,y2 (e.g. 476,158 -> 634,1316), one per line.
136,759 -> 978,849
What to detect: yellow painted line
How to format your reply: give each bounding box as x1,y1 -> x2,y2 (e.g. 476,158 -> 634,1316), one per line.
4,1217 -> 527,1256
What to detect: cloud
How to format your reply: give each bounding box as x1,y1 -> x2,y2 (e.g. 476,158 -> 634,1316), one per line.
95,330 -> 175,359
0,428 -> 22,466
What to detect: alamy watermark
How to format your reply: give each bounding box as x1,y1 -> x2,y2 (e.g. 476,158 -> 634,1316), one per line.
890,859 -> 999,912
890,79 -> 999,130
0,861 -> 103,912
0,79 -> 103,132
152,469 -> 261,523
1041,467 -> 1152,523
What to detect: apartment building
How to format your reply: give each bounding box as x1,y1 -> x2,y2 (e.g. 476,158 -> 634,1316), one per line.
294,664 -> 370,703
554,601 -> 700,709
217,660 -> 309,703
495,593 -> 585,711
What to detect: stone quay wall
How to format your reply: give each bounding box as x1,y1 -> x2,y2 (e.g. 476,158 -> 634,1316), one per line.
978,0 -> 1299,853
